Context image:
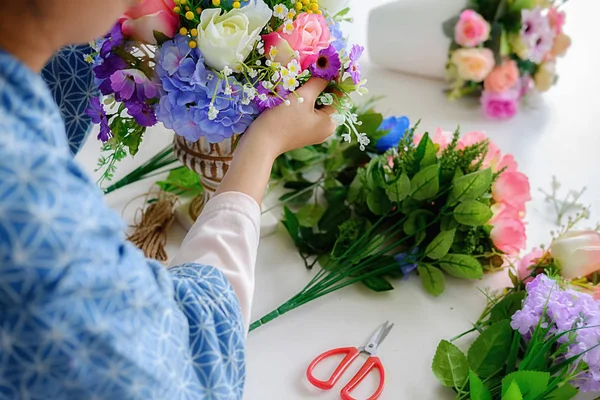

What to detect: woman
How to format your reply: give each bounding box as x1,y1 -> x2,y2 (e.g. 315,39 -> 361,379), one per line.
0,1 -> 336,399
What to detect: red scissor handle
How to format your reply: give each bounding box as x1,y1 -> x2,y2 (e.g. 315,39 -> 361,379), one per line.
306,347 -> 360,390
340,356 -> 385,400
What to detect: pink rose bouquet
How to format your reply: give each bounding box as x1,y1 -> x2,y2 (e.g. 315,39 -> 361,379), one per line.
443,1 -> 571,119
87,0 -> 368,183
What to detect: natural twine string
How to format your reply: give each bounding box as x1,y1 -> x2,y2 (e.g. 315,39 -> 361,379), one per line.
126,190 -> 178,262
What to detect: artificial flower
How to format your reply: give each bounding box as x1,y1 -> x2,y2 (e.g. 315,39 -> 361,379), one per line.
481,89 -> 519,119
276,13 -> 332,70
196,0 -> 273,71
110,69 -> 158,102
328,19 -> 346,52
93,54 -> 128,95
550,230 -> 600,279
319,0 -> 350,15
120,0 -> 179,44
548,7 -> 566,35
534,62 -> 555,92
309,45 -> 341,81
490,214 -> 527,256
344,44 -> 364,85
517,248 -> 544,283
254,84 -> 291,111
492,170 -> 531,213
454,10 -> 490,48
451,48 -> 495,83
100,23 -> 124,57
394,248 -> 419,280
484,60 -> 519,93
126,101 -> 158,127
86,97 -> 113,142
262,31 -> 298,65
550,33 -> 571,58
414,128 -> 453,154
375,116 -> 410,152
520,8 -> 555,63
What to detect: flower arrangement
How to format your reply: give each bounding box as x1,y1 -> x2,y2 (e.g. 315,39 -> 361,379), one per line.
86,0 -> 368,183
250,116 -> 532,330
443,0 -> 571,119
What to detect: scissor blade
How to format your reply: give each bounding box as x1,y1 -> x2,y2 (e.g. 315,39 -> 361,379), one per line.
364,321 -> 394,354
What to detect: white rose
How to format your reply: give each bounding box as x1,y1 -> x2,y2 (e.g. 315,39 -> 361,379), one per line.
319,0 -> 350,15
197,0 -> 272,71
550,230 -> 600,279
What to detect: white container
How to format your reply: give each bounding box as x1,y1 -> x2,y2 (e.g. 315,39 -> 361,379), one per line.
367,0 -> 465,80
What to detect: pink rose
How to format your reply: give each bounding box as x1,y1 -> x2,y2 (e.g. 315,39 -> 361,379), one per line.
548,7 -> 566,35
550,230 -> 600,279
454,10 -> 491,48
497,154 -> 518,173
491,215 -> 527,256
484,60 -> 520,93
264,13 -> 331,70
121,0 -> 179,44
492,170 -> 531,213
518,248 -> 544,283
457,131 -> 504,171
451,48 -> 495,83
481,89 -> 519,120
414,128 -> 452,154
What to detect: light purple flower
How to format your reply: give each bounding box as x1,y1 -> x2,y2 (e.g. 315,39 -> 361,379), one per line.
520,8 -> 555,63
310,45 -> 341,81
481,89 -> 519,120
125,101 -> 157,127
254,84 -> 290,111
86,97 -> 112,142
394,248 -> 419,280
346,44 -> 364,85
110,69 -> 158,102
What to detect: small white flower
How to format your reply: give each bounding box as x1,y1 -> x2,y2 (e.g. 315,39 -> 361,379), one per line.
291,0 -> 297,4
84,54 -> 94,64
287,60 -> 301,76
257,41 -> 264,49
286,10 -> 297,20
284,100 -> 291,106
280,67 -> 291,79
272,71 -> 281,82
294,50 -> 301,58
272,61 -> 281,69
234,65 -> 243,73
259,94 -> 268,101
208,104 -> 219,120
299,69 -> 310,78
331,113 -> 346,127
243,85 -> 257,99
224,86 -> 233,95
357,133 -> 370,150
318,93 -> 334,106
341,133 -> 352,142
248,69 -> 258,78
349,113 -> 359,124
256,60 -> 262,66
283,76 -> 299,91
273,4 -> 288,19
258,47 -> 265,55
262,81 -> 274,90
297,97 -> 305,103
357,84 -> 369,96
266,60 -> 272,67
222,66 -> 233,77
207,74 -> 215,81
269,47 -> 279,60
238,53 -> 246,61
283,20 -> 294,34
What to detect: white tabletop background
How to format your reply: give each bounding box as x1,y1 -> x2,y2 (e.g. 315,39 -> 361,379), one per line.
76,0 -> 600,398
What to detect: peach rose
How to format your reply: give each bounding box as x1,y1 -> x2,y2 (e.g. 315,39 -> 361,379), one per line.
550,33 -> 571,58
451,48 -> 495,83
492,170 -> 531,213
121,0 -> 179,44
454,10 -> 491,48
550,230 -> 600,279
484,60 -> 520,93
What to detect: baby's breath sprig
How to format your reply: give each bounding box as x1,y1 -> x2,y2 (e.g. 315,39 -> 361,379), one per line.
540,176 -> 588,226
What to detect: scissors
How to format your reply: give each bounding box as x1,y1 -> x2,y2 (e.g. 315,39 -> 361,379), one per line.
306,321 -> 394,400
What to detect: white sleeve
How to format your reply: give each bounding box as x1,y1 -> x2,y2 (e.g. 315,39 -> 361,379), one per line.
169,191 -> 261,331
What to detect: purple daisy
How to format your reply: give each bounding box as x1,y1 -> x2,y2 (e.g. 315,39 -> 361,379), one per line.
346,44 -> 364,85
310,45 -> 341,81
126,101 -> 158,127
254,84 -> 291,111
86,97 -> 112,142
100,22 -> 124,57
110,69 -> 158,102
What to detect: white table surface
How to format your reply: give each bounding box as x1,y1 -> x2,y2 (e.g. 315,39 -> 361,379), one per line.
76,1 -> 600,399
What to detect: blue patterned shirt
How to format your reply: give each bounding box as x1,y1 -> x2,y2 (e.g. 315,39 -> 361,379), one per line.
0,51 -> 245,399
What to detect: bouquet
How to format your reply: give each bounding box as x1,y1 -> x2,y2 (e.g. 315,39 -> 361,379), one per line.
86,0 -> 368,183
251,119 -> 532,330
443,0 -> 571,119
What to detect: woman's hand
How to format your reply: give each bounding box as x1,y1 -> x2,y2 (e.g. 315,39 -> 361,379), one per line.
216,78 -> 337,205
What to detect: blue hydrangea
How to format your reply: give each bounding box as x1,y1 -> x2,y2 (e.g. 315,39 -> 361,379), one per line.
155,35 -> 259,143
375,116 -> 411,152
328,20 -> 346,52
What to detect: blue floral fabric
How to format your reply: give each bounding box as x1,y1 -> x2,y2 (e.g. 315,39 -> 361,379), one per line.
0,49 -> 246,400
41,44 -> 97,155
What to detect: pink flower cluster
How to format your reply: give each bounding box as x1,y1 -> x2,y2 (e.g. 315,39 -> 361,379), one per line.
417,130 -> 530,256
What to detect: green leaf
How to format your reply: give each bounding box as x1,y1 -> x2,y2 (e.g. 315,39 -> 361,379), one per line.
401,197 -> 421,214
501,371 -> 549,399
385,173 -> 411,202
500,29 -> 510,56
442,16 -> 460,39
489,23 -> 503,65
153,30 -> 171,45
357,112 -> 385,138
503,381 -> 523,400
348,169 -> 366,204
450,168 -> 493,204
454,201 -> 493,226
367,188 -> 392,215
418,264 -> 446,296
546,384 -> 578,400
468,320 -> 513,378
296,204 -> 326,228
282,206 -> 300,246
324,186 -> 347,206
431,340 -> 469,388
425,230 -> 456,260
279,189 -> 313,205
490,292 -> 526,323
419,136 -> 438,168
156,167 -> 204,197
361,276 -> 394,292
509,0 -> 535,12
439,254 -> 484,279
411,164 -> 440,201
288,147 -> 319,162
318,204 -> 351,233
469,370 -> 492,400
366,159 -> 386,190
404,210 -> 435,235
441,215 -> 459,231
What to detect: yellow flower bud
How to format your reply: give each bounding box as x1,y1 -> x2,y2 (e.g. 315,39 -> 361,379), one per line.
179,27 -> 188,35
310,3 -> 318,11
180,0 -> 186,4
212,0 -> 221,6
295,2 -> 303,10
302,0 -> 310,5
190,28 -> 198,37
173,6 -> 181,13
185,11 -> 195,20
188,40 -> 197,49
233,1 -> 241,8
196,7 -> 202,14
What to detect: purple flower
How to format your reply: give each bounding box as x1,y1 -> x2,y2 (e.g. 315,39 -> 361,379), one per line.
254,84 -> 290,112
126,101 -> 158,127
110,69 -> 158,102
100,22 -> 124,57
481,89 -> 519,120
328,20 -> 346,52
310,45 -> 341,81
86,97 -> 112,142
520,8 -> 555,63
394,248 -> 419,280
346,44 -> 364,85
93,55 -> 128,95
